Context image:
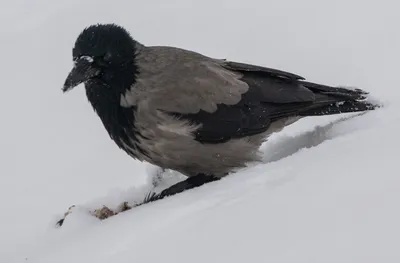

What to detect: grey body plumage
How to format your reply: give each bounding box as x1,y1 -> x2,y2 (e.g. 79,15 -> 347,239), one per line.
119,45 -> 280,177
63,23 -> 379,202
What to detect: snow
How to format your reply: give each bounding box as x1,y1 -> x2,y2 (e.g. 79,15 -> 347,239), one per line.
1,0 -> 399,262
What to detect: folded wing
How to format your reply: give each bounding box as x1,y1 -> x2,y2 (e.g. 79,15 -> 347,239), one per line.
130,46 -> 372,144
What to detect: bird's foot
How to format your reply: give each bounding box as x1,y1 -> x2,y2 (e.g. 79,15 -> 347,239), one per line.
141,174 -> 221,204
56,174 -> 220,227
56,201 -> 134,227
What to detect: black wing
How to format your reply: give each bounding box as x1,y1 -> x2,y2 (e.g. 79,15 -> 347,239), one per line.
169,61 -> 371,144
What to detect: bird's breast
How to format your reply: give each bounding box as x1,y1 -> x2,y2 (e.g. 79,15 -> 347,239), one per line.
132,105 -> 263,176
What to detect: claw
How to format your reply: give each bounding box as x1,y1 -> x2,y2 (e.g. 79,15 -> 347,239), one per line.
55,205 -> 76,227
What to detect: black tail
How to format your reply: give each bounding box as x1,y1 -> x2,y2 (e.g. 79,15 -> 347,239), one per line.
298,81 -> 380,116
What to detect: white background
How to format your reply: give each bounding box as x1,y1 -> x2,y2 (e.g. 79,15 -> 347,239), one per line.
1,0 -> 399,262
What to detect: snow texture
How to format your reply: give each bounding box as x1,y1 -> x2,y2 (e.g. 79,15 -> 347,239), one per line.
1,0 -> 399,262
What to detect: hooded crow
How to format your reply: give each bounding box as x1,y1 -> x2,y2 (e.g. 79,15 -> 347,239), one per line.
63,23 -> 379,202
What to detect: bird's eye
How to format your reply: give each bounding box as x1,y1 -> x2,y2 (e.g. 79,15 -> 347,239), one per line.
80,56 -> 94,63
103,52 -> 112,62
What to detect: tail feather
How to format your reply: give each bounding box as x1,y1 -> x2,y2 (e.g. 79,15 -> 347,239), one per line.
298,81 -> 381,116
299,100 -> 377,116
301,81 -> 369,100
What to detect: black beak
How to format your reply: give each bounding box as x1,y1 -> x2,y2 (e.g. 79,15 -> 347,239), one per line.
63,57 -> 99,92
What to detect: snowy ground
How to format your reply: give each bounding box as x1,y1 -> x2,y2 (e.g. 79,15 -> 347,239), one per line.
1,0 -> 400,262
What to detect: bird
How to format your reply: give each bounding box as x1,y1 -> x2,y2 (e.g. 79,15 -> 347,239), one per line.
63,23 -> 379,203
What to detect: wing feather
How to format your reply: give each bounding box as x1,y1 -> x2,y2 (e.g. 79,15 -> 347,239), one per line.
122,46 -> 345,144
221,60 -> 305,80
121,46 -> 249,114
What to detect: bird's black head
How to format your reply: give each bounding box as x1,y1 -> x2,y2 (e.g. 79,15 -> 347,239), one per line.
63,23 -> 139,94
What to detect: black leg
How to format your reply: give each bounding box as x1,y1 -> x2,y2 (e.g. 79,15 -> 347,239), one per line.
56,174 -> 220,227
142,174 -> 220,204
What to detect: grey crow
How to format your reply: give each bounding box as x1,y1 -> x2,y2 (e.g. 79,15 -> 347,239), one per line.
63,23 -> 379,203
